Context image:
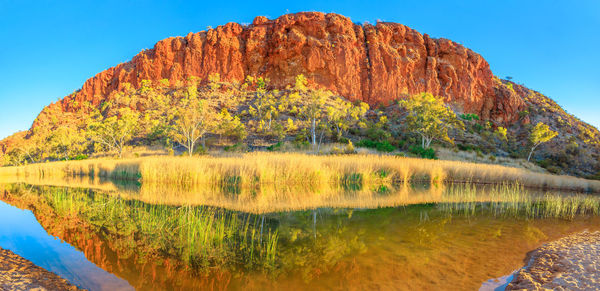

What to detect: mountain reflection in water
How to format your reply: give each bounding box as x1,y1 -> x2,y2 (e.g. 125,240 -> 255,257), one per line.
0,180 -> 599,290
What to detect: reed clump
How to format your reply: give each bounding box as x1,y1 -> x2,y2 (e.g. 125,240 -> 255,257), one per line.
2,153 -> 600,193
5,184 -> 279,272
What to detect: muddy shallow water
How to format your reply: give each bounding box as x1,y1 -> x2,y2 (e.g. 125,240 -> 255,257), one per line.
0,182 -> 599,290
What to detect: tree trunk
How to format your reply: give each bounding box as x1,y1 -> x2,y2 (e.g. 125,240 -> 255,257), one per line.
527,144 -> 539,162
311,119 -> 317,146
317,128 -> 325,152
425,137 -> 432,148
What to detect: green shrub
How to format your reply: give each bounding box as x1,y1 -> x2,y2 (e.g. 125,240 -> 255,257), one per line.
409,145 -> 437,159
73,154 -> 88,161
224,143 -> 247,152
518,110 -> 530,119
357,139 -> 395,152
457,143 -> 479,152
475,149 -> 484,158
366,127 -> 391,142
266,142 -> 283,152
375,141 -> 395,152
357,139 -> 377,148
587,171 -> 600,181
459,113 -> 479,121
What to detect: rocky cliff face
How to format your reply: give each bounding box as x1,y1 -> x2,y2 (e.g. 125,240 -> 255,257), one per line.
37,12 -> 525,129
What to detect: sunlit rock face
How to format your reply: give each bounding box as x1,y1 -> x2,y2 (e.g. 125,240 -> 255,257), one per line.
34,11 -> 525,129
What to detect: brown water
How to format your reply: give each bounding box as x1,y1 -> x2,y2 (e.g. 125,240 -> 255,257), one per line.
0,182 -> 599,290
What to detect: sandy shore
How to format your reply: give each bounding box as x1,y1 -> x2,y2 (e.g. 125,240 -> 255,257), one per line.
506,231 -> 600,290
0,247 -> 81,291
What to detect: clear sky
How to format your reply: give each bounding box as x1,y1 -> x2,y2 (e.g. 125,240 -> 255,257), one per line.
0,0 -> 598,139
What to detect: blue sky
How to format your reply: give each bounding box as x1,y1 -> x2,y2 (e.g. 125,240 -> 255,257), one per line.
0,0 -> 598,139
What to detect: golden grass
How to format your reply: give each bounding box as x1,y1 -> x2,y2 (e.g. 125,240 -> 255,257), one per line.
1,153 -> 599,193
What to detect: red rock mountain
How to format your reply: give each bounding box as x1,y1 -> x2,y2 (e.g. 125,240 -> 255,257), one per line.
37,12 -> 525,129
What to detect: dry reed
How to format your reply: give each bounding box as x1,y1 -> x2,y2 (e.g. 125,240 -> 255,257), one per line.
1,153 -> 599,193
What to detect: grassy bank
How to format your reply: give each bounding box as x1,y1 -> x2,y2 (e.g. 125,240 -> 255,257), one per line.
1,153 -> 599,193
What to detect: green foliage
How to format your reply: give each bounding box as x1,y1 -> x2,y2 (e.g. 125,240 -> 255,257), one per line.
327,98 -> 369,141
73,154 -> 89,160
364,115 -> 391,142
408,145 -> 437,159
217,109 -> 247,142
223,142 -> 248,153
266,142 -> 283,152
399,93 -> 464,149
356,139 -> 395,152
472,123 -> 484,133
587,171 -> 600,181
375,141 -> 395,152
459,113 -> 479,121
47,126 -> 87,161
169,89 -> 218,156
527,122 -> 558,162
87,107 -> 139,158
494,126 -> 508,142
356,139 -> 377,148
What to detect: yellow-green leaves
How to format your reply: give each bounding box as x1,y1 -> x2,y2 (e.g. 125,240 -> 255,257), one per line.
494,126 -> 508,142
87,107 -> 139,158
170,93 -> 216,156
399,92 -> 463,148
528,122 -> 558,161
530,122 -> 558,145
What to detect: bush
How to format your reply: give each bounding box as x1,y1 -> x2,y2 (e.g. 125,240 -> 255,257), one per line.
73,154 -> 88,160
459,113 -> 479,121
224,143 -> 247,152
587,171 -> 600,181
357,139 -> 395,152
357,139 -> 377,148
376,141 -> 395,152
457,143 -> 479,152
409,145 -> 437,159
366,127 -> 391,142
331,141 -> 356,155
266,142 -> 283,152
193,145 -> 207,155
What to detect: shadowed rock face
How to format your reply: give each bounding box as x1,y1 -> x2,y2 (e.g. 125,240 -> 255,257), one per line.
35,12 -> 524,129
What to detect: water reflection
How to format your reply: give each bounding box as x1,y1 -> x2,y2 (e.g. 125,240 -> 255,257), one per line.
0,199 -> 132,291
0,181 -> 599,290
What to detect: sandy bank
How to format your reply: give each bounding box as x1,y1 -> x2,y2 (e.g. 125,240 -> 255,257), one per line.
0,247 -> 81,291
507,231 -> 600,290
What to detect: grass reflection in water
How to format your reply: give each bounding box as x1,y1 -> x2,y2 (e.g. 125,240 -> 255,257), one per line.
2,182 -> 600,290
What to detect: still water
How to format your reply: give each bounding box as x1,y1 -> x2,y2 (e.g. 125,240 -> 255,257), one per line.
0,182 -> 599,290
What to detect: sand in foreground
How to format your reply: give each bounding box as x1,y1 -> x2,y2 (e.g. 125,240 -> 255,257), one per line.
0,247 -> 81,291
507,231 -> 600,290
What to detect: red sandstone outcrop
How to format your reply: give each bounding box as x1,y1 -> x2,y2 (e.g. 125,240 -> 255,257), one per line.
33,12 -> 525,130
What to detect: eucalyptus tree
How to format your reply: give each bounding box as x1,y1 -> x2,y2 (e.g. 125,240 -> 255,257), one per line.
527,122 -> 558,162
87,107 -> 140,158
399,92 -> 464,149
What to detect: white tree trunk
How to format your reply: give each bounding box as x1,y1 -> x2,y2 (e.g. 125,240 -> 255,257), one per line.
527,143 -> 540,162
311,118 -> 317,146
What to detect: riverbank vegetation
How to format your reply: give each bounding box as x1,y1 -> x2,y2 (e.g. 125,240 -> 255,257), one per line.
2,153 -> 599,193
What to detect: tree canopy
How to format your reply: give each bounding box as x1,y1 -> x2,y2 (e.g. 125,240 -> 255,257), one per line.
399,93 -> 464,149
528,122 -> 558,161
